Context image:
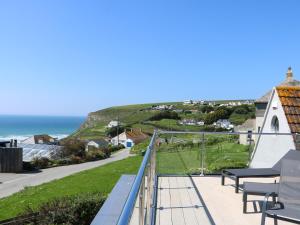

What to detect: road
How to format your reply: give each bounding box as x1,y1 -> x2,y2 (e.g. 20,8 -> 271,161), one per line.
0,148 -> 131,198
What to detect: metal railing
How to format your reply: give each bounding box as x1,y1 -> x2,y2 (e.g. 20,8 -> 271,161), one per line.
117,130 -> 158,225
114,130 -> 298,225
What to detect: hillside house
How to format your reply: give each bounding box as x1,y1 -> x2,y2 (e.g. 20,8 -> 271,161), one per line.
250,86 -> 300,168
85,139 -> 109,151
214,119 -> 234,129
107,120 -> 119,128
111,129 -> 148,148
22,134 -> 57,145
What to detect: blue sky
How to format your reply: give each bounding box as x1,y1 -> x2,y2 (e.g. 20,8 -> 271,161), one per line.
0,0 -> 300,116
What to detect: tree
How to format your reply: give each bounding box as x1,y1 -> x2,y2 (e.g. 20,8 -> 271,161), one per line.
149,111 -> 180,121
200,105 -> 214,113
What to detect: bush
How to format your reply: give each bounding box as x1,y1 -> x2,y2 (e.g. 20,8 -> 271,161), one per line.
21,193 -> 106,225
149,111 -> 180,121
70,155 -> 84,164
23,161 -> 37,171
32,157 -> 51,169
62,140 -> 86,158
105,126 -> 125,138
108,144 -> 124,153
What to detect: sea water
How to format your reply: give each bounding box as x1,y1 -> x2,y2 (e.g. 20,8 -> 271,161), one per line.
0,115 -> 85,141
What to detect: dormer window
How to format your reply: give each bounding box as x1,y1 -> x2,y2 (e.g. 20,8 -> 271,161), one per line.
271,116 -> 279,132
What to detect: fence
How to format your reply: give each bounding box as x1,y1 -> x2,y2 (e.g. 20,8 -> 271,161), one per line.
116,129 -> 296,225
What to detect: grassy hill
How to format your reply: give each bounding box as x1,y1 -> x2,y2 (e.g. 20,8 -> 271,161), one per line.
71,103 -> 178,139
71,100 -> 255,140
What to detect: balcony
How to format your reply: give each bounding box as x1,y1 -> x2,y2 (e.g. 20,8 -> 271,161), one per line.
91,130 -> 296,225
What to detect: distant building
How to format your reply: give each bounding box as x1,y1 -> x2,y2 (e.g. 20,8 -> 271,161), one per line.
85,139 -> 109,151
251,85 -> 300,168
22,134 -> 57,145
197,121 -> 205,126
111,129 -> 148,148
183,100 -> 193,105
179,119 -> 196,126
235,119 -> 256,145
151,105 -> 173,110
214,119 -> 234,129
107,121 -> 119,128
179,119 -> 204,126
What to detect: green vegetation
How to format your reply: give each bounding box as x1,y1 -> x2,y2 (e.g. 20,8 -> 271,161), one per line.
0,156 -> 142,220
22,193 -> 106,225
71,101 -> 255,140
156,135 -> 249,174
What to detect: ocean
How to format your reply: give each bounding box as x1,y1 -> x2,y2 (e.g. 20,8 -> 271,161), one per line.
0,115 -> 85,141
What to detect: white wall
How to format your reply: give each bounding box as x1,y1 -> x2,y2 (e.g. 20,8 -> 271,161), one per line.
250,90 -> 295,168
111,132 -> 127,146
22,137 -> 35,144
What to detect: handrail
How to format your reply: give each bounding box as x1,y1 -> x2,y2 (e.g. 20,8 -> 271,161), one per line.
159,130 -> 295,135
117,130 -> 157,225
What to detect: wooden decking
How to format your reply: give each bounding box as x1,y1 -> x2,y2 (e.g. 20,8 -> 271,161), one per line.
131,175 -> 293,225
155,176 -> 212,225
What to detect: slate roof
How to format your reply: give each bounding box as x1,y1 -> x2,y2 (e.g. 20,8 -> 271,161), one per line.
276,86 -> 300,133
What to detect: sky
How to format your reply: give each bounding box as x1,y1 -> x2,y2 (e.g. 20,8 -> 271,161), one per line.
0,0 -> 300,116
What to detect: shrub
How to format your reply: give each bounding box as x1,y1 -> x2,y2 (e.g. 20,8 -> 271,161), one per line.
105,126 -> 125,138
23,161 -> 37,171
62,140 -> 86,158
21,193 -> 106,225
32,157 -> 51,169
108,144 -> 124,153
149,111 -> 180,121
70,155 -> 84,164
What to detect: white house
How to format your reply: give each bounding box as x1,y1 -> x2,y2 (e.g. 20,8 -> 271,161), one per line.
250,86 -> 300,168
85,139 -> 109,151
107,121 -> 119,128
111,129 -> 148,148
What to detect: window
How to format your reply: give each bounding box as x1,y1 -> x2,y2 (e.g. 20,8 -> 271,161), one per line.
271,116 -> 279,132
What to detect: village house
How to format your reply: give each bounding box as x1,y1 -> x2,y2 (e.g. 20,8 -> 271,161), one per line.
183,100 -> 193,105
22,134 -> 57,145
111,129 -> 148,148
214,119 -> 234,129
151,105 -> 173,111
250,85 -> 300,168
107,120 -> 119,128
179,119 -> 205,126
85,139 -> 109,151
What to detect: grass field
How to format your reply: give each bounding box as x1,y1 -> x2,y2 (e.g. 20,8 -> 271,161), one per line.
157,142 -> 249,174
0,156 -> 142,220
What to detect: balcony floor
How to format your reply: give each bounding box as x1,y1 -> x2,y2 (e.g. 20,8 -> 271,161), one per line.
156,176 -> 212,225
156,175 -> 292,225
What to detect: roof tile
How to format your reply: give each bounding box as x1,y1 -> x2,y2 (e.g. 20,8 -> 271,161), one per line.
276,86 -> 300,135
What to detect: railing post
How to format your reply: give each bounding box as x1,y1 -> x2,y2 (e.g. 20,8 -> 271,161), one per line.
146,160 -> 152,225
139,177 -> 145,225
200,133 -> 205,176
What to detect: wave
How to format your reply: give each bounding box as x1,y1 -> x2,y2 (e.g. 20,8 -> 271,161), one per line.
0,134 -> 69,142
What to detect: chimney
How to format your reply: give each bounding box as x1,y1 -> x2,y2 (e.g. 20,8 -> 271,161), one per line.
14,139 -> 17,147
286,67 -> 293,80
10,139 -> 13,147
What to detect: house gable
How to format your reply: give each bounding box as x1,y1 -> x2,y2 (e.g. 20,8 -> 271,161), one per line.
250,88 -> 295,168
